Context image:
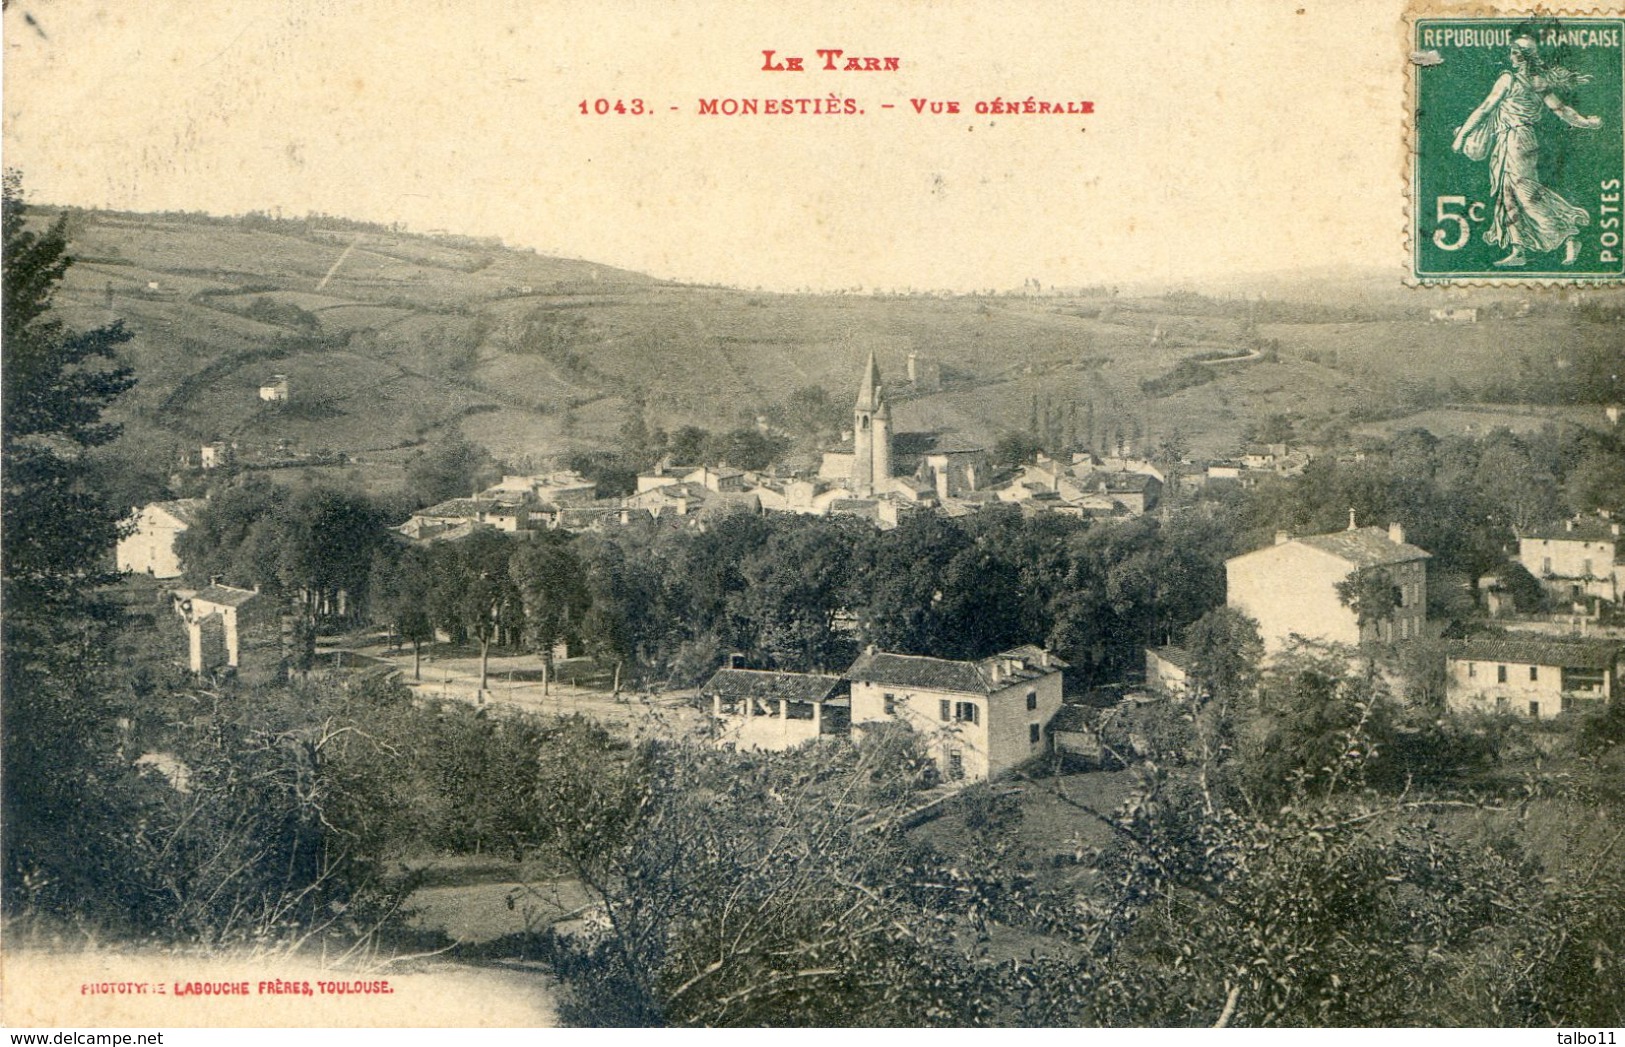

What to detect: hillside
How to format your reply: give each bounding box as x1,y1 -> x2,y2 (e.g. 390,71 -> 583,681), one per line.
37,207 -> 1625,482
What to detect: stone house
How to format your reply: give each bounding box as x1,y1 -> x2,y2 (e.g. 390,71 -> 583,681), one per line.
847,645 -> 1066,781
1446,636 -> 1622,719
1227,519 -> 1430,653
1144,645 -> 1194,699
1516,518 -> 1622,608
258,374 -> 290,402
118,499 -> 206,579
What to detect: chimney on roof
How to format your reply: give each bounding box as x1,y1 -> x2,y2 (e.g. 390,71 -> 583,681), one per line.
1566,519 -> 1576,532
990,661 -> 1004,684
1613,523 -> 1621,537
1388,522 -> 1405,545
1275,530 -> 1291,545
1348,508 -> 1357,531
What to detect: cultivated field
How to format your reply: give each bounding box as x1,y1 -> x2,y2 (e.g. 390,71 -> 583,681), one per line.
40,207 -> 1624,476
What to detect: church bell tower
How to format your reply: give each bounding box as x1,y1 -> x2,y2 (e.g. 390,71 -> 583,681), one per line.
852,351 -> 891,497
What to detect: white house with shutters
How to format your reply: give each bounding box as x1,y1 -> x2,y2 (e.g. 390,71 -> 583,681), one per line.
846,645 -> 1066,782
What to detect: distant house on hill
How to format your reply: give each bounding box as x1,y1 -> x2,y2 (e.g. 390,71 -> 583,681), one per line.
118,499 -> 206,579
258,374 -> 290,402
200,442 -> 231,469
847,644 -> 1066,782
701,669 -> 851,751
1227,519 -> 1430,653
1446,636 -> 1622,719
1429,307 -> 1478,323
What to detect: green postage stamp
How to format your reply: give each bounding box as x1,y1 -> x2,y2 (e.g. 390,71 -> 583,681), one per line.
1412,13 -> 1625,282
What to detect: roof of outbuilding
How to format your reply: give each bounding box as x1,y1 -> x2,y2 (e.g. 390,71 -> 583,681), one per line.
1049,703 -> 1097,735
190,584 -> 261,608
700,669 -> 847,704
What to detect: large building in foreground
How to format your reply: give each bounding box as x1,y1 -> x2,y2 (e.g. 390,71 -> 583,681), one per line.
699,644 -> 1067,782
1226,519 -> 1430,653
847,645 -> 1066,782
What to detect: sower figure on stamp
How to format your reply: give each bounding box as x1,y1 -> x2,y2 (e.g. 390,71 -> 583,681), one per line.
1452,35 -> 1603,267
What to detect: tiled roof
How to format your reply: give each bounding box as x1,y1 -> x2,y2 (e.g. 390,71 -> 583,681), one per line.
1148,644 -> 1194,670
1086,471 -> 1159,493
418,498 -> 496,519
1296,526 -> 1430,567
701,669 -> 846,704
555,507 -> 614,530
1450,637 -> 1623,670
698,491 -> 761,514
153,498 -> 208,527
845,645 -> 1065,694
847,651 -> 987,692
1521,520 -> 1621,544
891,432 -> 940,456
190,584 -> 260,608
1049,704 -> 1097,735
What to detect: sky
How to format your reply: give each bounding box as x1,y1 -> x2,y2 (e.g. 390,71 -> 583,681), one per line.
4,0 -> 1403,292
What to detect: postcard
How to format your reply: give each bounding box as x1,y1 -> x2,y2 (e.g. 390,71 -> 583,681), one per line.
4,0 -> 1623,1032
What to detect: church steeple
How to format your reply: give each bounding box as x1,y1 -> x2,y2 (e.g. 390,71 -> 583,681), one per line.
855,350 -> 885,413
852,351 -> 891,497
